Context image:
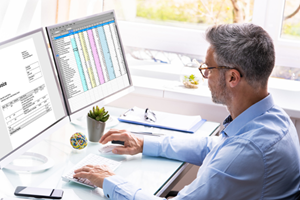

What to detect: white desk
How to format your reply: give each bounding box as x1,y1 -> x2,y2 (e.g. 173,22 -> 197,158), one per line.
0,106 -> 220,199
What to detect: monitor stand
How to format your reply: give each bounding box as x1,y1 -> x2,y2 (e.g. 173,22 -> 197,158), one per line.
4,152 -> 54,173
71,115 -> 119,129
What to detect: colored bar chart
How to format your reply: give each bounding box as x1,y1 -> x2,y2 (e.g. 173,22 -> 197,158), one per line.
54,20 -> 126,99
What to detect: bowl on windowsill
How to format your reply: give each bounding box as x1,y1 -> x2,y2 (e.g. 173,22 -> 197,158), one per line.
180,63 -> 202,89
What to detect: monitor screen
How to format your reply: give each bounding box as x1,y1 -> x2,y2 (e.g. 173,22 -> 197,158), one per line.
0,28 -> 67,168
45,10 -> 133,118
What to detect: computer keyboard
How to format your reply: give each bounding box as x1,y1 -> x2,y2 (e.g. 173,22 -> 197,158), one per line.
62,153 -> 121,188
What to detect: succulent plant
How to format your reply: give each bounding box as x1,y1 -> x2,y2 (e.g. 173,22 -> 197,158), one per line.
88,106 -> 110,122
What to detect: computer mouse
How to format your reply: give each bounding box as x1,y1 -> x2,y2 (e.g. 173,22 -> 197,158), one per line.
98,144 -> 123,154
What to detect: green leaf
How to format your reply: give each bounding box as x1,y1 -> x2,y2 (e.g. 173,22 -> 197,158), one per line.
100,107 -> 104,114
102,115 -> 109,122
189,74 -> 195,81
89,110 -> 94,119
95,106 -> 99,115
89,106 -> 109,121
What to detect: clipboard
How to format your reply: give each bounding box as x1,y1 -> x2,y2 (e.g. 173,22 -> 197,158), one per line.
118,107 -> 206,133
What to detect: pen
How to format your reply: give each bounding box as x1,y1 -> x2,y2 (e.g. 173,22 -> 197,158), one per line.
131,131 -> 165,137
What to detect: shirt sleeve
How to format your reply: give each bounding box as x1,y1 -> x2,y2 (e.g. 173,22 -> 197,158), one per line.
171,138 -> 264,200
104,136 -> 264,200
102,135 -> 222,200
103,175 -> 167,200
143,135 -> 222,165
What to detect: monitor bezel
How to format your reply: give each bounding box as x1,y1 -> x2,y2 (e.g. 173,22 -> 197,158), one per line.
0,28 -> 68,169
45,10 -> 134,118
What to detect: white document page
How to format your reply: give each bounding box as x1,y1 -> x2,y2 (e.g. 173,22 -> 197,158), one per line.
0,38 -> 56,149
119,106 -> 201,131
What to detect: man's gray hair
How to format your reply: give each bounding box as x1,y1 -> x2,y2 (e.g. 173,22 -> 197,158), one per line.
205,23 -> 275,88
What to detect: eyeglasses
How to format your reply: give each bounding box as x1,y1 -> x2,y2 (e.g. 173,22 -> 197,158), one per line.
144,108 -> 157,122
193,59 -> 243,79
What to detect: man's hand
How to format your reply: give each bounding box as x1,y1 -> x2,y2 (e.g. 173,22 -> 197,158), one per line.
99,129 -> 144,155
73,164 -> 115,188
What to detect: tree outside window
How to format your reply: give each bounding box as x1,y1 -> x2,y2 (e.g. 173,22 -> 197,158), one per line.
281,0 -> 300,41
136,0 -> 254,27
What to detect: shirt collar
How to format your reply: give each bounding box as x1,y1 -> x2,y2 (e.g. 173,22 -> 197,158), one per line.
223,115 -> 233,128
223,94 -> 274,137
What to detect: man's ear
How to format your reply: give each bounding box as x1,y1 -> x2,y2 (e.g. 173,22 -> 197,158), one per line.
227,69 -> 241,88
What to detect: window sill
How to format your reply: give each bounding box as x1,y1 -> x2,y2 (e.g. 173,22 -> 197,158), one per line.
127,59 -> 300,119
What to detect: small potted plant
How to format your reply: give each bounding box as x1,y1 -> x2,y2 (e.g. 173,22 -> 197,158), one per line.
87,106 -> 110,142
182,74 -> 200,89
180,62 -> 202,89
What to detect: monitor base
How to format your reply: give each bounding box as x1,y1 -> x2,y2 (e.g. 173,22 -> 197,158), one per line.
4,152 -> 54,173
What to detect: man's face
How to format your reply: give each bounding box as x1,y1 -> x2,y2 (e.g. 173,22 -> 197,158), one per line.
205,47 -> 229,105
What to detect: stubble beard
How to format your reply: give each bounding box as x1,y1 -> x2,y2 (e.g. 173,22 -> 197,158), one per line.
209,72 -> 229,105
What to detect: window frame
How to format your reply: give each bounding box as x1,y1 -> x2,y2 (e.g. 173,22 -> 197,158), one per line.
117,0 -> 300,69
257,0 -> 300,69
117,21 -> 209,57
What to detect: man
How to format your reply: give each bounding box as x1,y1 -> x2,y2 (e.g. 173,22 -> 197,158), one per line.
74,23 -> 300,199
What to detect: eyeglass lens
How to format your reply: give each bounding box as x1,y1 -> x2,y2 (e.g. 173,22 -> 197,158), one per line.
200,64 -> 209,78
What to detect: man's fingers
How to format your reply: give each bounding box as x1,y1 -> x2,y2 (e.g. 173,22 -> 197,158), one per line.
99,130 -> 115,143
99,129 -> 123,143
94,164 -> 108,169
100,133 -> 122,144
73,171 -> 89,179
112,146 -> 134,155
74,165 -> 92,173
100,133 -> 128,144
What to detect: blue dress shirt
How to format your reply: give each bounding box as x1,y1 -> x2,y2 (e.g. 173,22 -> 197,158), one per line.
103,94 -> 300,199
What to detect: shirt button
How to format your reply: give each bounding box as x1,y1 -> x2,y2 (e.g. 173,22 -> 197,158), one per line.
107,194 -> 110,198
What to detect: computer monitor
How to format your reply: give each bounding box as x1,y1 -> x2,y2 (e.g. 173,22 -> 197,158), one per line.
45,10 -> 134,125
0,28 -> 68,172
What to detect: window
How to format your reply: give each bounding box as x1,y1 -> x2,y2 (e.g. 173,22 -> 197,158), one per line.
104,0 -> 300,82
103,0 -> 255,55
105,0 -> 254,28
281,0 -> 300,41
271,65 -> 300,81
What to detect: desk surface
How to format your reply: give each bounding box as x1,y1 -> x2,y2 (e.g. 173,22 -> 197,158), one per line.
0,106 -> 219,200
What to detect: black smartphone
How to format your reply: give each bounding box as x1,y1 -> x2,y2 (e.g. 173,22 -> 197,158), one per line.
14,186 -> 63,199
